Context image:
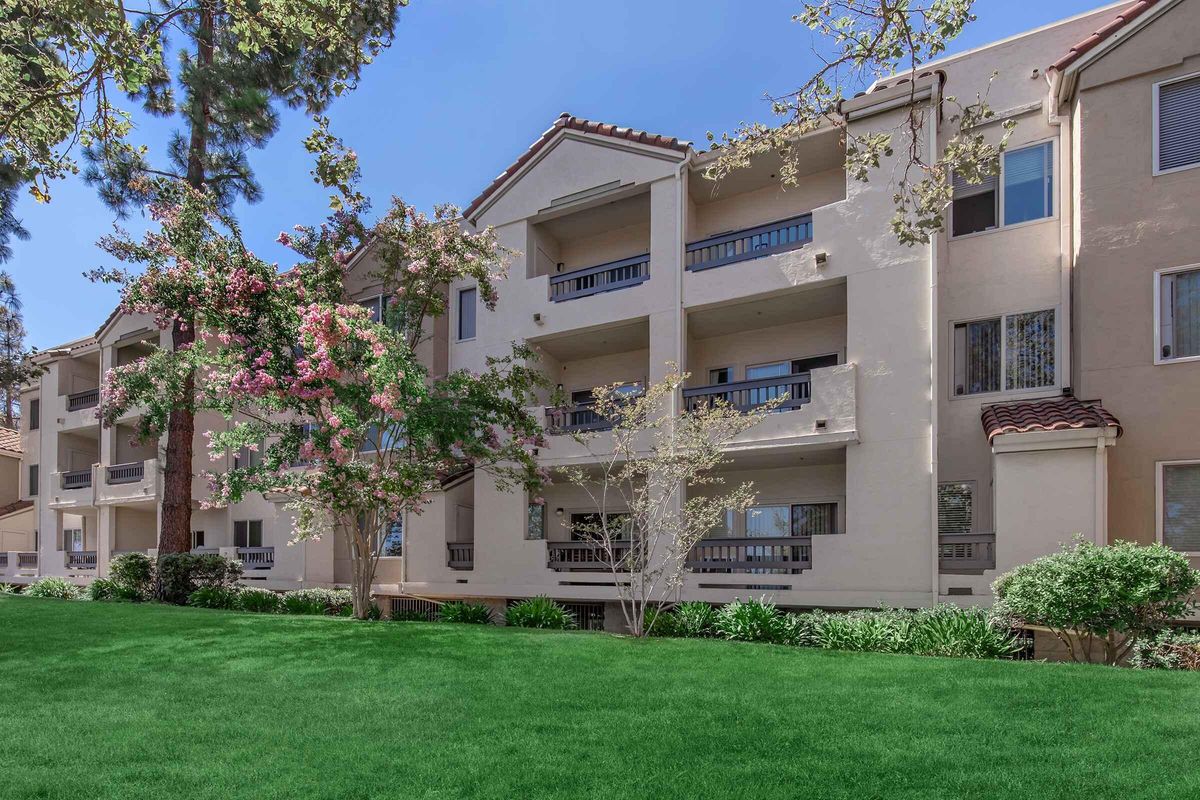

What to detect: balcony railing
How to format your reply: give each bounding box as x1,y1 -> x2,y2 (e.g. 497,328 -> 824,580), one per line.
938,532 -> 996,573
447,542 -> 474,570
66,388 -> 100,412
686,536 -> 812,573
60,469 -> 93,490
106,461 -> 145,485
237,546 -> 275,570
545,402 -> 612,434
682,373 -> 812,414
549,253 -> 650,302
65,551 -> 98,570
547,540 -> 635,572
17,552 -> 37,569
686,214 -> 813,272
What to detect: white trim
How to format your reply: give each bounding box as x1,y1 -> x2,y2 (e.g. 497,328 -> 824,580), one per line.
1153,262 -> 1200,364
1156,459 -> 1200,557
948,138 -> 1058,240
948,305 -> 1062,400
454,285 -> 478,343
1152,70 -> 1200,176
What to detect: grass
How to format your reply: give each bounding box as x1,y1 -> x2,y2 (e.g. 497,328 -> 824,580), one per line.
2,598 -> 1199,800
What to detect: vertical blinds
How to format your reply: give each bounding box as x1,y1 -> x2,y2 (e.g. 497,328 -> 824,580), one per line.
1163,464 -> 1200,552
1159,75 -> 1200,172
792,503 -> 837,536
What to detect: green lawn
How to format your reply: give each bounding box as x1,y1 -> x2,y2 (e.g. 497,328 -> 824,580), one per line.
2,597 -> 1198,800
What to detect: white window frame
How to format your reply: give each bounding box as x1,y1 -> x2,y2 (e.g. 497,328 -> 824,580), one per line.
949,306 -> 1061,400
1156,459 -> 1200,556
1153,263 -> 1200,365
949,138 -> 1058,240
455,285 -> 477,342
1153,71 -> 1200,177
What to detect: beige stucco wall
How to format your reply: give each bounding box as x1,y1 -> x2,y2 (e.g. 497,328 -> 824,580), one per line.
0,506 -> 35,551
1071,3 -> 1200,548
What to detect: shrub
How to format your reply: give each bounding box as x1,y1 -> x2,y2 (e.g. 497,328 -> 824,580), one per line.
281,588 -> 353,616
775,611 -> 824,647
0,583 -> 18,594
109,552 -> 155,601
158,553 -> 243,605
993,539 -> 1200,665
188,585 -> 240,609
364,603 -> 383,621
714,598 -> 787,643
904,605 -> 1021,659
644,605 -> 679,637
505,596 -> 576,629
86,577 -> 119,601
391,609 -> 433,622
235,587 -> 282,614
815,608 -> 906,653
644,602 -> 717,638
440,601 -> 493,624
1130,629 -> 1200,670
25,577 -> 81,600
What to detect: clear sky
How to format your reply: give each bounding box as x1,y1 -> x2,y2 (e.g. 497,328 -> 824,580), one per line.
8,0 -> 1112,350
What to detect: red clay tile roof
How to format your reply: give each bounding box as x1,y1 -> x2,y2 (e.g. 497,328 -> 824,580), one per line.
981,396 -> 1122,443
1050,0 -> 1165,73
0,499 -> 32,519
462,113 -> 690,221
0,426 -> 20,456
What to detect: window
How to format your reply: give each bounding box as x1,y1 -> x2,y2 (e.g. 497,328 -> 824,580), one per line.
526,503 -> 545,540
953,309 -> 1055,395
234,519 -> 263,548
234,443 -> 262,469
378,518 -> 403,556
457,287 -> 477,340
708,367 -> 731,385
938,482 -> 974,535
746,505 -> 791,537
791,503 -> 838,536
1157,266 -> 1200,362
359,294 -> 397,328
951,142 -> 1054,236
1003,142 -> 1053,225
570,512 -> 630,540
1155,74 -> 1200,174
64,529 -> 83,552
746,361 -> 791,380
28,398 -> 39,430
706,509 -> 735,539
191,530 -> 205,549
1160,462 -> 1200,553
28,464 -> 37,496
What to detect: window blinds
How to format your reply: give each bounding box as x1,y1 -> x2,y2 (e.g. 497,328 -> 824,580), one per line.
938,483 -> 973,535
1163,464 -> 1200,552
1159,76 -> 1200,172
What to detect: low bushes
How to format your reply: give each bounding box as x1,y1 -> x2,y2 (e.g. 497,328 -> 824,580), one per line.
236,587 -> 283,614
439,601 -> 493,624
24,577 -> 81,600
109,553 -> 155,601
188,585 -> 240,610
505,596 -> 576,629
1130,629 -> 1200,670
280,588 -> 353,616
158,553 -> 243,605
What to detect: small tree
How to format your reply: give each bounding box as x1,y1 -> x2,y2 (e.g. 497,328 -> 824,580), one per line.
992,539 -> 1200,665
558,368 -> 778,636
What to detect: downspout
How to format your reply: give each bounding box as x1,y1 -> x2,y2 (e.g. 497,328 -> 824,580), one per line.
673,153 -> 688,605
1046,71 -> 1074,390
928,78 -> 943,604
1095,435 -> 1107,545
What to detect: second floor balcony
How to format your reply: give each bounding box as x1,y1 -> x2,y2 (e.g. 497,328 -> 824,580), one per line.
549,253 -> 650,302
685,214 -> 813,273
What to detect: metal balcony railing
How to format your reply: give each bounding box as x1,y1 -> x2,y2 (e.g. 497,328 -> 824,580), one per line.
686,214 -> 813,272
686,536 -> 812,573
682,373 -> 812,414
548,253 -> 650,302
66,388 -> 100,412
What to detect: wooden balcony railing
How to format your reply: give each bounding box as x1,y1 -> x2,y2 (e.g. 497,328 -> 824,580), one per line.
686,536 -> 812,573
60,469 -> 93,490
17,552 -> 37,569
682,373 -> 812,413
447,542 -> 474,570
547,540 -> 635,572
0,552 -> 6,568
65,551 -> 98,569
938,532 -> 996,573
549,253 -> 650,302
544,403 -> 612,434
686,214 -> 813,272
237,546 -> 274,570
66,388 -> 100,412
106,461 -> 145,485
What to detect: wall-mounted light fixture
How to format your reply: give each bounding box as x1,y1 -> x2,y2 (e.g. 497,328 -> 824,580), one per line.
814,251 -> 828,268
555,507 -> 564,518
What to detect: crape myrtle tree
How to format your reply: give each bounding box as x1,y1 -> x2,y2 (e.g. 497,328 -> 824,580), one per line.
705,0 -> 1012,245
1,0 -> 407,553
558,369 -> 779,637
96,181 -> 547,618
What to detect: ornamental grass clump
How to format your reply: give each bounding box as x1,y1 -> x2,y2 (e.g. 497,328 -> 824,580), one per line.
281,588 -> 353,616
24,577 -> 81,600
713,598 -> 788,644
187,585 -> 240,610
505,596 -> 576,629
439,601 -> 493,624
236,587 -> 282,614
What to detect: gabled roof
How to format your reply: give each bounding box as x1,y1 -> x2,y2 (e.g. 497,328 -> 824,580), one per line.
981,396 -> 1122,444
463,113 -> 691,222
1050,0 -> 1168,73
0,426 -> 20,457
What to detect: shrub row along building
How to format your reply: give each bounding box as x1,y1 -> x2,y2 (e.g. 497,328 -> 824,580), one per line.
5,1 -> 1199,629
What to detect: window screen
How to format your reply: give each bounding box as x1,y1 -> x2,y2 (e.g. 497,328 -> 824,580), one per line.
1163,463 -> 1200,553
1158,75 -> 1200,172
1003,143 -> 1053,225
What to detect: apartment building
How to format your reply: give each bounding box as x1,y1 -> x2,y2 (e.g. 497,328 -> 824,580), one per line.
6,1 -> 1197,630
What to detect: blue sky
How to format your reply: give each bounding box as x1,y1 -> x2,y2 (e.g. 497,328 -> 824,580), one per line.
8,0 -> 1109,350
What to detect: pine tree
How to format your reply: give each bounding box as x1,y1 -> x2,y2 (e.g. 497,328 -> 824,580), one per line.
0,270 -> 27,426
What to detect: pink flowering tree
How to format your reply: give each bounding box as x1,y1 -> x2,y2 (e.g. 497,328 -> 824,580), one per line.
97,183 -> 547,616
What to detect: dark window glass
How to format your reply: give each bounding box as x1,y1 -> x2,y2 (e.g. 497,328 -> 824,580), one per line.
458,288 -> 477,340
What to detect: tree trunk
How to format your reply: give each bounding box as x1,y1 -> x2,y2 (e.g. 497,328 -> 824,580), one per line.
158,1 -> 212,555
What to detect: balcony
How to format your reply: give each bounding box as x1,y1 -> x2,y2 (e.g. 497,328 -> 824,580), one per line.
447,542 -> 474,570
686,536 -> 812,573
686,214 -> 813,272
938,533 -> 996,573
66,388 -> 100,412
1,551 -> 38,578
547,541 -> 635,572
65,551 -> 98,570
60,469 -> 93,490
544,402 -> 611,434
106,461 -> 144,484
548,253 -> 649,302
683,373 -> 812,414
96,459 -> 158,505
237,547 -> 275,571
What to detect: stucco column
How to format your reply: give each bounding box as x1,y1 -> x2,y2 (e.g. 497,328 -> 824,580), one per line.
96,505 -> 114,577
